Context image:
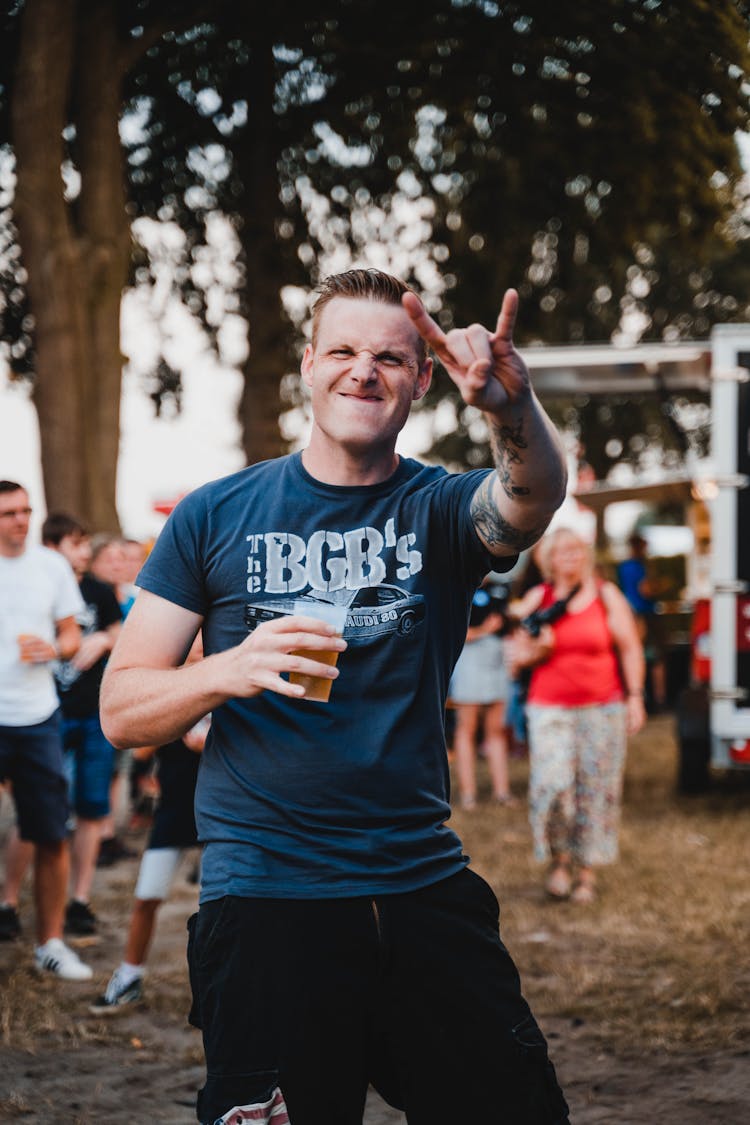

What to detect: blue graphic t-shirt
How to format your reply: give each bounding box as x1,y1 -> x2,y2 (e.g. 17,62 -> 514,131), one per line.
137,453 -> 516,901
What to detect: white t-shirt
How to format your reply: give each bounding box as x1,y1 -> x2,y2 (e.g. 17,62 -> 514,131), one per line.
0,546 -> 84,726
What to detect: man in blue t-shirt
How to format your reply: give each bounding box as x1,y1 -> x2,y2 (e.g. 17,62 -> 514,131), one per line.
101,269 -> 570,1125
618,532 -> 667,710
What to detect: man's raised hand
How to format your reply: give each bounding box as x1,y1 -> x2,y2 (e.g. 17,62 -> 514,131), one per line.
402,289 -> 530,416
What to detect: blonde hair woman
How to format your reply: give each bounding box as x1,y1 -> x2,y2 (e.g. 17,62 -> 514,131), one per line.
508,528 -> 645,903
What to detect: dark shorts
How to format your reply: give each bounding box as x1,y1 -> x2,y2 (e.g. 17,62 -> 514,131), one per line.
148,742 -> 200,850
61,713 -> 116,819
187,868 -> 570,1125
0,710 -> 70,844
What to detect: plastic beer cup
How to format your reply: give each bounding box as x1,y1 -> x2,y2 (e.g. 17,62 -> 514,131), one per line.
288,601 -> 348,702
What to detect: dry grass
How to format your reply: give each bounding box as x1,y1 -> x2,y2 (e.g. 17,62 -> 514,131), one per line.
455,714 -> 750,1054
1,714 -> 749,1067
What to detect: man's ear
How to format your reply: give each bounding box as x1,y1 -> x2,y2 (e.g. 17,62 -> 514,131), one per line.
301,343 -> 314,388
412,357 -> 433,402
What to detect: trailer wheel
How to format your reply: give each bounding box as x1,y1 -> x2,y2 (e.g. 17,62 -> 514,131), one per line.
675,685 -> 711,794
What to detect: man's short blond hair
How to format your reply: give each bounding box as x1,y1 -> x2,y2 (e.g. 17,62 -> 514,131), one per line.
311,269 -> 427,364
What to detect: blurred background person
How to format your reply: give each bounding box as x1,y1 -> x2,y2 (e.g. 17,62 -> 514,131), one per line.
91,637 -> 206,1013
617,532 -> 668,712
0,481 -> 92,979
44,512 -> 122,934
89,533 -> 138,865
509,527 -> 645,904
448,575 -> 515,810
89,534 -> 127,596
91,722 -> 205,1012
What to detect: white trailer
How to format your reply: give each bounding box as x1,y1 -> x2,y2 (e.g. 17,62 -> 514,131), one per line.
706,325 -> 750,774
522,327 -> 750,790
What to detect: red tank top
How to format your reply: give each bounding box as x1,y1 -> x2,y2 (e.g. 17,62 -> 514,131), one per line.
527,584 -> 624,707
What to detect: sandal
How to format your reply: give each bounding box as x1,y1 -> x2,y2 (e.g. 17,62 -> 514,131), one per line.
493,792 -> 519,808
544,863 -> 572,899
571,879 -> 596,905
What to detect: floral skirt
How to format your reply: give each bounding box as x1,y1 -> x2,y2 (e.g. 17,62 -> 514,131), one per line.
526,701 -> 627,866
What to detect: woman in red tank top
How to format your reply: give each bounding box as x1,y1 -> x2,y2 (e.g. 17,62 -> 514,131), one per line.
509,528 -> 645,903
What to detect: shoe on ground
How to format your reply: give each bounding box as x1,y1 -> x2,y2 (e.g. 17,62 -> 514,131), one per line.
0,903 -> 21,941
65,899 -> 98,936
89,968 -> 143,1014
34,938 -> 93,981
97,836 -> 137,867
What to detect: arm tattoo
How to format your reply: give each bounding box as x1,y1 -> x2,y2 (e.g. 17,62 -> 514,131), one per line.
470,475 -> 546,553
490,417 -> 530,501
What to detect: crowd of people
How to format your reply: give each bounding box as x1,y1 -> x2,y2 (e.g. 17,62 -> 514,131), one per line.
1,268 -> 664,1124
446,524 -> 648,904
0,483 -> 202,997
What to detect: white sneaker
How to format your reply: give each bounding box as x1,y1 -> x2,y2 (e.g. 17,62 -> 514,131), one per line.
34,937 -> 93,981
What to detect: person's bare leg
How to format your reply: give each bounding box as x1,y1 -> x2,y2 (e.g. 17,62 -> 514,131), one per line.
123,898 -> 162,967
483,701 -> 514,802
454,704 -> 481,808
571,864 -> 596,904
1,825 -> 34,907
99,772 -> 120,843
545,850 -> 572,899
69,818 -> 103,903
34,839 -> 69,944
651,659 -> 667,708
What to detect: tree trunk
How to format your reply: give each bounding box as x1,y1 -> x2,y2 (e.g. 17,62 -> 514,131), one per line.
11,0 -> 91,518
73,1 -> 131,532
236,32 -> 291,466
11,0 -> 128,532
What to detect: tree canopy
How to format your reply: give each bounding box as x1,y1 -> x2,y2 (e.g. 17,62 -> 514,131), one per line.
1,0 -> 750,524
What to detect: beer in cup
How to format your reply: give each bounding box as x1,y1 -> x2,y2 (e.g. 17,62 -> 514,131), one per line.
17,634 -> 37,663
288,601 -> 348,703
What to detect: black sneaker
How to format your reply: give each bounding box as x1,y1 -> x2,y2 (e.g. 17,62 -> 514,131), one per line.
65,900 -> 98,936
89,969 -> 143,1014
97,836 -> 137,867
0,904 -> 21,941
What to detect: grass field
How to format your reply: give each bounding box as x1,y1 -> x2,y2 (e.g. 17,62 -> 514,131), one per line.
455,713 -> 750,1054
1,713 -> 750,1121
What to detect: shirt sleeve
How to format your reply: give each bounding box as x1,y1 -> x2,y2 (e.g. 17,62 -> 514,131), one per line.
136,489 -> 209,615
424,467 -> 519,584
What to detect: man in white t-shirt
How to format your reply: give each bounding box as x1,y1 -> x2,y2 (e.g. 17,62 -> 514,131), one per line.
0,480 -> 92,980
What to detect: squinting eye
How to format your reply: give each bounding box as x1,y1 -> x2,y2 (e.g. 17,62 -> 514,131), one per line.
378,354 -> 403,366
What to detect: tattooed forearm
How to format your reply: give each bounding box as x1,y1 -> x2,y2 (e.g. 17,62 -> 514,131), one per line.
470,475 -> 547,553
490,417 -> 530,501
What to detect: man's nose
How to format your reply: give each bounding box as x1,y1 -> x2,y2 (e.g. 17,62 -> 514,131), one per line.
350,350 -> 378,380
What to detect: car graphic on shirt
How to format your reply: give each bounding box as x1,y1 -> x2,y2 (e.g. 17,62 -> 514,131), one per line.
244,584 -> 425,646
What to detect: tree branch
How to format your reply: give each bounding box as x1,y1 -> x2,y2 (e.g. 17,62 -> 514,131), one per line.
117,0 -> 218,77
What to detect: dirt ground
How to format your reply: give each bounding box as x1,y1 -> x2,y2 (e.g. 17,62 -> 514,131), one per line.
2,713 -> 750,1123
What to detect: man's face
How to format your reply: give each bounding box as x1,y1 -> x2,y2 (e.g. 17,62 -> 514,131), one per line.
0,489 -> 32,557
301,298 -> 432,453
56,533 -> 92,580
